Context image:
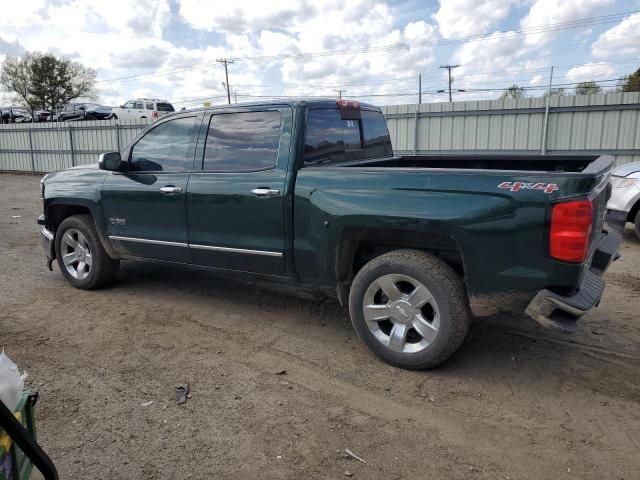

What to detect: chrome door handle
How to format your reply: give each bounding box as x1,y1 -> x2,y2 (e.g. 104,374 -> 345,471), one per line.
160,186 -> 182,194
251,187 -> 280,197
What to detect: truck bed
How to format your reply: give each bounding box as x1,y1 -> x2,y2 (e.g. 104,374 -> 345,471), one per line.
342,154 -> 610,174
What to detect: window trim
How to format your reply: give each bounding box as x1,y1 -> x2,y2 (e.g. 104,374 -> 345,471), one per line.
199,109 -> 283,174
126,115 -> 198,174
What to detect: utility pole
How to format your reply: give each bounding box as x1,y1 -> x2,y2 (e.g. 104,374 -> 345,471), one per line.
418,74 -> 422,104
217,58 -> 234,105
335,89 -> 346,99
439,64 -> 460,102
541,65 -> 554,155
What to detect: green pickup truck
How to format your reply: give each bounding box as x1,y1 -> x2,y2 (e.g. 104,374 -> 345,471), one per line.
38,99 -> 621,369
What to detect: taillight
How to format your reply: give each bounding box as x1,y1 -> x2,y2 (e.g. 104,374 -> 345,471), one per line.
151,111 -> 158,118
336,99 -> 359,109
550,199 -> 593,263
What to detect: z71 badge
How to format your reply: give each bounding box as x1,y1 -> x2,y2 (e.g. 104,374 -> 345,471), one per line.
498,181 -> 558,193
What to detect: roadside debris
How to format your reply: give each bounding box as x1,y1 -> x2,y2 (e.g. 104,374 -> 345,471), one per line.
176,384 -> 189,405
275,369 -> 287,375
140,400 -> 154,407
344,470 -> 353,477
345,448 -> 369,466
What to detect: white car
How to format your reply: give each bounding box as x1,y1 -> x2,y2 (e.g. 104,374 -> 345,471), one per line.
607,161 -> 640,239
110,98 -> 175,121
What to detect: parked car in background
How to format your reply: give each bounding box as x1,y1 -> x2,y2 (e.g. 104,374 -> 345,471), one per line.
607,161 -> 640,239
33,110 -> 51,122
1,107 -> 32,123
109,98 -> 174,121
56,103 -> 112,122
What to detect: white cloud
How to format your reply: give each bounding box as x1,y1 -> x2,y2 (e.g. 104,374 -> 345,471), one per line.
565,62 -> 614,82
178,0 -> 315,33
433,0 -> 518,38
520,0 -> 613,46
592,13 -> 640,58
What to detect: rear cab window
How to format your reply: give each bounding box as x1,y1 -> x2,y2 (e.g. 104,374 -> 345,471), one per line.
304,107 -> 392,166
156,103 -> 175,112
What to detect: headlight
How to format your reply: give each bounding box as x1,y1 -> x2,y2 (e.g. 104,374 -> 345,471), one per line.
616,178 -> 638,188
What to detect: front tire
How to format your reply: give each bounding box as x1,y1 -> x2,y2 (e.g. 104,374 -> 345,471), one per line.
55,214 -> 119,289
634,209 -> 640,241
348,249 -> 470,369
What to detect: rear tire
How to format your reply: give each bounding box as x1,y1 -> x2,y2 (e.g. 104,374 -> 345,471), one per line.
55,214 -> 119,290
634,209 -> 640,241
348,249 -> 470,369
110,114 -> 118,120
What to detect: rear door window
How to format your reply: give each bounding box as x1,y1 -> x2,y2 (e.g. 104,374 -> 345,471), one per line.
202,111 -> 281,172
134,101 -> 143,109
129,116 -> 196,172
145,102 -> 154,110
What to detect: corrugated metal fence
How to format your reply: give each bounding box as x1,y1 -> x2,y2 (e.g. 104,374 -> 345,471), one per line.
1,92 -> 639,173
380,92 -> 640,167
0,119 -> 150,173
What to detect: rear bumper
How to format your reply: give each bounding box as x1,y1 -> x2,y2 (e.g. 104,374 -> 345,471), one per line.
525,229 -> 622,333
605,209 -> 628,233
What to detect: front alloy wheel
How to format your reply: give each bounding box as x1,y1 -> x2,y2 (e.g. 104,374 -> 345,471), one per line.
60,228 -> 92,280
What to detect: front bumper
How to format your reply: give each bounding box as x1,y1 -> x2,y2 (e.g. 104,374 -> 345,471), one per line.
525,229 -> 622,333
39,214 -> 55,271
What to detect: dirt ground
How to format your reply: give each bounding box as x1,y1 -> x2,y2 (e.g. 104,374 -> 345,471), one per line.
0,172 -> 639,480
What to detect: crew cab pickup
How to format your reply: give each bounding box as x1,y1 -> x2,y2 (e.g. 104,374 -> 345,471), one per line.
38,99 -> 621,369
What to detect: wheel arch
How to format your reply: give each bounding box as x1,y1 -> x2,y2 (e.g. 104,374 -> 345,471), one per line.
45,201 -> 119,259
335,227 -> 466,305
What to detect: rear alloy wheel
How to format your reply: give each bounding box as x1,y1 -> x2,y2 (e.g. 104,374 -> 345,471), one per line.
362,273 -> 440,354
349,249 -> 470,369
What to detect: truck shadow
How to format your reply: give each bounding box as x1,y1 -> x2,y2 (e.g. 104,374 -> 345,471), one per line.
110,260 -> 640,401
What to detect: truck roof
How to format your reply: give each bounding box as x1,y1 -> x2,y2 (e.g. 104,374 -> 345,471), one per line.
177,98 -> 382,113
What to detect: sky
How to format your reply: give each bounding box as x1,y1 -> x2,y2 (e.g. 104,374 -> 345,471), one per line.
0,0 -> 639,108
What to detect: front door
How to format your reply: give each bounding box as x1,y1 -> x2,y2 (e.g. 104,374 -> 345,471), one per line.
186,107 -> 291,275
102,114 -> 199,262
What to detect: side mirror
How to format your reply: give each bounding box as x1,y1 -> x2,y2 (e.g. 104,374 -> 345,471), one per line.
99,151 -> 125,172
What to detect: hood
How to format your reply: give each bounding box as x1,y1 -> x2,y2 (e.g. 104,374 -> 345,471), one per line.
43,163 -> 100,182
612,161 -> 640,177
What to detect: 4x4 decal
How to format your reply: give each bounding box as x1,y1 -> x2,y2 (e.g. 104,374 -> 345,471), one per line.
498,181 -> 558,193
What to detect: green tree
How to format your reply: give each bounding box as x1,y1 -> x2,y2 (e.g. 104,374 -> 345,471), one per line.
0,52 -> 96,112
619,67 -> 640,92
575,81 -> 602,95
543,87 -> 566,97
500,84 -> 526,100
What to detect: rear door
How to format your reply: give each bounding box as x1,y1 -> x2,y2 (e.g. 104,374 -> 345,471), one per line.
102,114 -> 199,262
133,101 -> 145,119
186,107 -> 292,274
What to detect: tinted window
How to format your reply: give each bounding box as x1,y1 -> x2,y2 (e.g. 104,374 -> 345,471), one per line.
145,102 -> 154,110
304,108 -> 392,166
203,111 -> 281,172
134,101 -> 143,109
130,117 -> 195,172
361,110 -> 393,158
156,102 -> 174,112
